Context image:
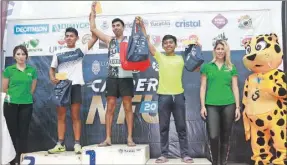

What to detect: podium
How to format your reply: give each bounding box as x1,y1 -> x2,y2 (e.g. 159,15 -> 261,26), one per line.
20,144 -> 211,165
21,151 -> 81,165
147,158 -> 212,165
82,144 -> 150,165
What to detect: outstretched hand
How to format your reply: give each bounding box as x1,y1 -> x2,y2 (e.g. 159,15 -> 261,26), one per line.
135,16 -> 147,37
91,1 -> 97,15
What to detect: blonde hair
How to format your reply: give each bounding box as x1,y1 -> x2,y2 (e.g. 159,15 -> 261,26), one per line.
211,40 -> 233,70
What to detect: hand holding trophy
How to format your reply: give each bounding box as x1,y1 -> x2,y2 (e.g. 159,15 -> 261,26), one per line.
91,1 -> 97,15
92,1 -> 102,15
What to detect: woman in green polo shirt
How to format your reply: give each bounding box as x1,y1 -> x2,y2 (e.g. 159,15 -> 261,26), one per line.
2,45 -> 37,165
199,40 -> 241,165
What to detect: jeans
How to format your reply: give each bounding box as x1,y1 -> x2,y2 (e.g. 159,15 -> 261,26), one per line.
158,93 -> 189,158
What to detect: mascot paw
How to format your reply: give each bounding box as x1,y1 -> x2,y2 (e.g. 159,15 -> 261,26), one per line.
245,131 -> 251,141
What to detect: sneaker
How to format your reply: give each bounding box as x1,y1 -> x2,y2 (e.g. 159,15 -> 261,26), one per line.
74,144 -> 82,154
48,143 -> 66,154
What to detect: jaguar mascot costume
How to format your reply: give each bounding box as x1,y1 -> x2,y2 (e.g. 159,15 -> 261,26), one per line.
242,33 -> 286,165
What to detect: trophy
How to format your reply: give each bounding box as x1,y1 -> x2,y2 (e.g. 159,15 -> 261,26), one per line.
94,1 -> 102,14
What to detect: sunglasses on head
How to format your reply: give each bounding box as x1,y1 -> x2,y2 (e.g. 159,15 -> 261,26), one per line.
215,40 -> 225,44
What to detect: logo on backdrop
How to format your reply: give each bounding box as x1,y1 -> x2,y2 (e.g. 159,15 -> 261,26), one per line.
238,15 -> 253,29
182,35 -> 199,46
49,36 -> 67,53
52,22 -> 90,32
177,35 -> 199,49
150,20 -> 171,28
150,35 -> 161,48
21,39 -> 43,52
58,35 -> 66,45
175,20 -> 201,28
82,34 -> 92,44
100,20 -> 109,30
212,32 -> 228,47
14,24 -> 49,35
92,60 -> 101,75
240,35 -> 253,47
212,14 -> 228,29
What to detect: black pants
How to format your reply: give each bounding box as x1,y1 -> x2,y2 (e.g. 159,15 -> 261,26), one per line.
206,104 -> 235,165
158,93 -> 188,158
4,102 -> 33,165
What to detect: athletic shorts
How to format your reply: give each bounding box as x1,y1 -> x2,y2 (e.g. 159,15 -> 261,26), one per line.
71,85 -> 82,104
105,78 -> 134,98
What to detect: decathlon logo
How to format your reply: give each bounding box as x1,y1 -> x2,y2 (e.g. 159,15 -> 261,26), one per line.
14,24 -> 49,35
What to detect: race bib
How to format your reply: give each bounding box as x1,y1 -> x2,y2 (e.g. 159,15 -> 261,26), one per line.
109,53 -> 121,67
56,72 -> 68,80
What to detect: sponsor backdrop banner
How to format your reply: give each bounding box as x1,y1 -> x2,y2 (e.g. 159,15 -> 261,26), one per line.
4,10 -> 272,162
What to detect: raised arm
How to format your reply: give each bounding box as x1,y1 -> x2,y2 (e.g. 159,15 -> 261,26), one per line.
90,1 -> 112,46
136,16 -> 157,56
87,11 -> 98,50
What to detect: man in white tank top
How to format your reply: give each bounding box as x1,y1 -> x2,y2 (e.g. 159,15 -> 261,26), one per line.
90,2 -> 136,147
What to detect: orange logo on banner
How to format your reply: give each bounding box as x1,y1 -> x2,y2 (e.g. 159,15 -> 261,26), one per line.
182,35 -> 199,45
95,1 -> 102,14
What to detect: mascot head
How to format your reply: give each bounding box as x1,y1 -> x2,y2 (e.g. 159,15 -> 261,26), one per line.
243,33 -> 283,73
